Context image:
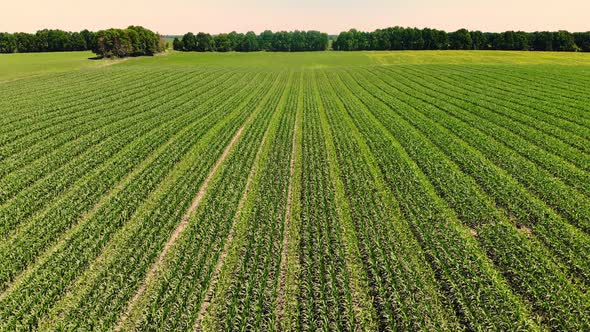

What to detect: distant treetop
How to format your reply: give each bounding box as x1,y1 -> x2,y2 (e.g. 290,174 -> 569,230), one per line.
93,26 -> 166,58
172,27 -> 589,53
332,27 -> 590,52
2,26 -> 589,54
0,26 -> 167,57
172,30 -> 330,52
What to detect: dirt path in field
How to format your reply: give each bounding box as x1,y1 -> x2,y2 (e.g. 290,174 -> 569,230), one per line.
275,108 -> 300,328
192,123 -> 271,332
94,57 -> 130,67
113,124 -> 247,331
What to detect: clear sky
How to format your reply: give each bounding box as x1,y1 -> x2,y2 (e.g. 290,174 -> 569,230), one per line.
2,0 -> 589,35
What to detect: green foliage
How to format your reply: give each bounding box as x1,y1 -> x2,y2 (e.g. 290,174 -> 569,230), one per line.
574,32 -> 590,52
196,32 -> 215,51
93,26 -> 164,58
470,30 -> 487,50
0,51 -> 589,331
240,31 -> 259,52
214,33 -> 232,52
554,30 -> 579,51
333,26 -> 590,52
3,26 -> 589,55
0,27 -> 163,57
449,28 -> 472,50
176,30 -> 329,52
0,29 -> 94,53
172,37 -> 183,51
0,32 -> 16,53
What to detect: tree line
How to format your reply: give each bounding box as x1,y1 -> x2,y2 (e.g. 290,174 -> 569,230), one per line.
3,26 -> 589,54
0,29 -> 96,53
0,26 -> 166,57
173,30 -> 329,52
333,27 -> 590,52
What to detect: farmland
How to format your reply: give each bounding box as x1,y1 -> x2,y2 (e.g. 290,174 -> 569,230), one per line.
0,50 -> 589,331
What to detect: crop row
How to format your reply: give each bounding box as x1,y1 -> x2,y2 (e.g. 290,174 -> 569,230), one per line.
315,70 -> 460,330
196,72 -> 298,331
0,71 -> 279,330
113,72 -> 288,331
0,68 -> 179,143
444,65 -> 590,120
278,76 -> 304,332
0,69 -> 247,239
1,62 -> 587,331
334,69 -> 589,330
0,70 -> 261,294
452,65 -> 590,114
0,68 -> 131,121
345,68 -> 590,285
407,66 -> 590,149
371,67 -> 590,231
395,66 -> 590,196
289,72 -> 358,331
0,70 -> 231,203
384,66 -> 590,156
35,72 -> 288,330
331,69 -> 537,330
0,69 -> 222,162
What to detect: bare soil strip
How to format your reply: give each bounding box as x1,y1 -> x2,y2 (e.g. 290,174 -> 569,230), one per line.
193,122 -> 272,331
113,123 -> 247,331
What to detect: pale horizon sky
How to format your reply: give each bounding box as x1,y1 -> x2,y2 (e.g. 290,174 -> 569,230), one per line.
2,0 -> 589,35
